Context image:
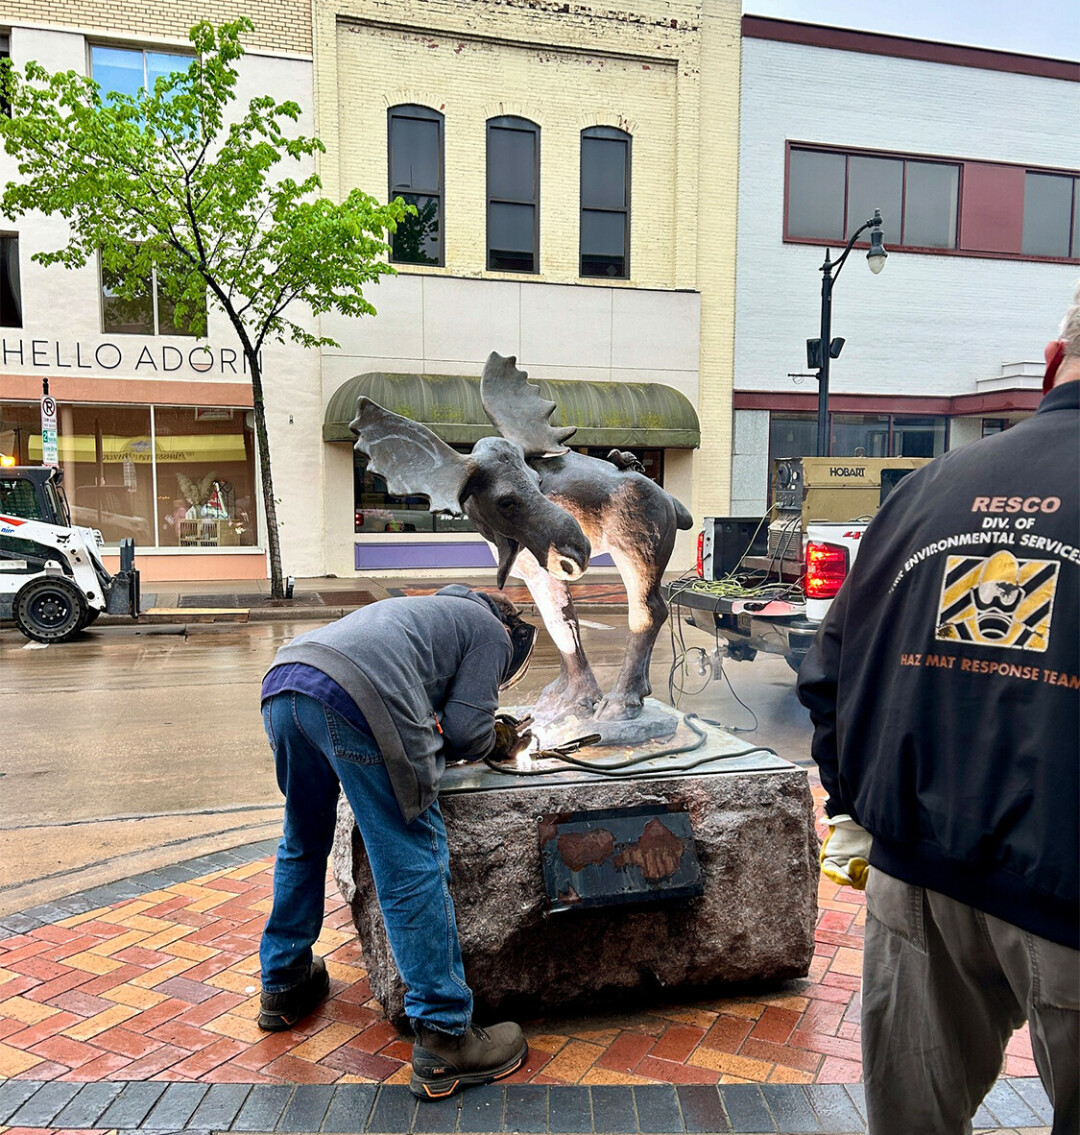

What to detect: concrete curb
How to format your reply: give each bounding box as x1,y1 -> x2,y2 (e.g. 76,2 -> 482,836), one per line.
89,602 -> 628,629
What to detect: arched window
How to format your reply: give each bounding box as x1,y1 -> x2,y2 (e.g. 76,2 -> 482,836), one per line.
580,126 -> 631,278
487,116 -> 539,272
388,105 -> 443,266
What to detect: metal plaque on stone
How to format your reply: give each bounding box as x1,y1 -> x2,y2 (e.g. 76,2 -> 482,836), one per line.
539,803 -> 703,914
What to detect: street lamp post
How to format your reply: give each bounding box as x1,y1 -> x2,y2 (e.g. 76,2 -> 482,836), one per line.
808,208 -> 888,457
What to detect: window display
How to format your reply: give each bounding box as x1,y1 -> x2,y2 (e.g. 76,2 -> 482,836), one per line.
154,406 -> 256,547
0,400 -> 257,548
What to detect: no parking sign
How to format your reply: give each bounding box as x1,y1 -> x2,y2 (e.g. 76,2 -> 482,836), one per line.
40,392 -> 58,467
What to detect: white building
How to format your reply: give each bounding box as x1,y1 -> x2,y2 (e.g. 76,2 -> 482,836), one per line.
731,17 -> 1079,515
0,9 -> 322,583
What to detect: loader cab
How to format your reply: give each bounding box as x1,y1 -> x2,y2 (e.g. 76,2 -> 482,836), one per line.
0,467 -> 73,527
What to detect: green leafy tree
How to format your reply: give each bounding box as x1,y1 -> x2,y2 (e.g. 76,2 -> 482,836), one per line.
0,18 -> 409,597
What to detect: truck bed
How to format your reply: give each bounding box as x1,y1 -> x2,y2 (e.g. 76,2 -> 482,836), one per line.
663,581 -> 820,670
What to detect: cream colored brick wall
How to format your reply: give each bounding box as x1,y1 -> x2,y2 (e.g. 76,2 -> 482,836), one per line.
0,0 -> 312,55
693,0 -> 741,516
331,16 -> 682,289
315,0 -> 741,521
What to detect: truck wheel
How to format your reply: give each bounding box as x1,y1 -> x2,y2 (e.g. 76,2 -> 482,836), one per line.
14,577 -> 88,643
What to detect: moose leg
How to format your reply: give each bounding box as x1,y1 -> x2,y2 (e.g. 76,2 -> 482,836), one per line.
594,546 -> 669,721
512,550 -> 602,721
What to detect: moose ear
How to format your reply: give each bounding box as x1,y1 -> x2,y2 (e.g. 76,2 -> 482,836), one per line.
481,351 -> 576,458
458,460 -> 484,507
350,398 -> 470,514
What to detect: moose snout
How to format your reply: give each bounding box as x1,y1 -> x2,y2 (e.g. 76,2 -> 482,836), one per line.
545,523 -> 590,581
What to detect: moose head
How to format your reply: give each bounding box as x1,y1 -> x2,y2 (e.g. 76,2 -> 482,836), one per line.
349,354 -> 591,588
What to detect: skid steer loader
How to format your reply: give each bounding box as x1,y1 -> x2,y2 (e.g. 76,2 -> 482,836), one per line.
0,466 -> 140,643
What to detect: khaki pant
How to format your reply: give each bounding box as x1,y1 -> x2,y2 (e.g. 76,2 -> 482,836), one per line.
862,868 -> 1079,1135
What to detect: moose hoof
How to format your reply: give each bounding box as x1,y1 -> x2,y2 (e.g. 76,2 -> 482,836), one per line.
533,685 -> 600,724
593,693 -> 644,722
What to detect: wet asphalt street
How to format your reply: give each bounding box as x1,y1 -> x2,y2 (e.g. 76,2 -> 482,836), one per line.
0,612 -> 813,913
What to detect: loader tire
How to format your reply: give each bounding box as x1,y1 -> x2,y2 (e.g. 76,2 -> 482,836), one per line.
77,607 -> 101,631
14,577 -> 88,643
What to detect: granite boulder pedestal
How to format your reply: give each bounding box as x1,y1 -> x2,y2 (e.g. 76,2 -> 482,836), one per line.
331,702 -> 818,1030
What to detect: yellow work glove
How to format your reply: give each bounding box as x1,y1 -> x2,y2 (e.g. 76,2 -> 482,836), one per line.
820,815 -> 872,890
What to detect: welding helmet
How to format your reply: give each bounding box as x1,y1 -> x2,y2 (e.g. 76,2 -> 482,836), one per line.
501,618 -> 538,691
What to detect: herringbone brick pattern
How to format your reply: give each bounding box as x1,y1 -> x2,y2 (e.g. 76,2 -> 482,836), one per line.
0,802 -> 1039,1092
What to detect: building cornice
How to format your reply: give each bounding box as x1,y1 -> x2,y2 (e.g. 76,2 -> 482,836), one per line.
741,15 -> 1079,82
733,389 -> 1043,416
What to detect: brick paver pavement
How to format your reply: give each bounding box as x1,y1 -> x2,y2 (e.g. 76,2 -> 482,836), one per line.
0,794 -> 1039,1093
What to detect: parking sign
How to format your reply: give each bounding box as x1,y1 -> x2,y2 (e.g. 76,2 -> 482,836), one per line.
40,393 -> 58,467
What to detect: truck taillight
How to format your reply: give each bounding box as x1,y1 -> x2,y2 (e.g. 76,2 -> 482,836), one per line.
805,541 -> 848,599
696,531 -> 704,578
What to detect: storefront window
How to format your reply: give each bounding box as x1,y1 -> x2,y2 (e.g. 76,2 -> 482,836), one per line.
767,411 -> 948,466
891,415 -> 946,457
63,404 -> 155,545
831,414 -> 890,457
0,401 -> 38,467
768,413 -> 817,462
154,407 -> 256,547
354,450 -> 475,534
0,400 -> 257,548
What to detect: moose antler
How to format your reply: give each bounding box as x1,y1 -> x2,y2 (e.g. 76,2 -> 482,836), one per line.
350,398 -> 472,515
480,351 -> 576,458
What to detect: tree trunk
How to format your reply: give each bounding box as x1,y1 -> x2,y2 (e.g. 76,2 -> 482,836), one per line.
246,352 -> 285,599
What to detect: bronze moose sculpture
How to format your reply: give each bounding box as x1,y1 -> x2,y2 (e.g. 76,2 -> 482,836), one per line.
350,352 -> 694,724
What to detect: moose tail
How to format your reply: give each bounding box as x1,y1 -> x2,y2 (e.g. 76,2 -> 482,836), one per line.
672,497 -> 694,531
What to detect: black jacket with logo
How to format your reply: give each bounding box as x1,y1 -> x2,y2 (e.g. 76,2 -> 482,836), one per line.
797,382 -> 1079,948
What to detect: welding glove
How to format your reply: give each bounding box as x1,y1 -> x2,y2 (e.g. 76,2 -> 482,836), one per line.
820,815 -> 872,890
490,714 -> 533,762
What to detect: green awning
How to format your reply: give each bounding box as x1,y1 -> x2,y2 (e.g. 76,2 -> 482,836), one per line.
323,372 -> 700,449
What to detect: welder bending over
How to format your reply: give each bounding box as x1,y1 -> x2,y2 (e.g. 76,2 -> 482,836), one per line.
257,584 -> 536,1100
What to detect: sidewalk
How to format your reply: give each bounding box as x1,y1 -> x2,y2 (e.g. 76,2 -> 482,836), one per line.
122,574 -> 632,628
0,783 -> 1051,1134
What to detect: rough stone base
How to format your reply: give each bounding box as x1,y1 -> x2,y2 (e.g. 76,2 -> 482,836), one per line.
332,732 -> 818,1030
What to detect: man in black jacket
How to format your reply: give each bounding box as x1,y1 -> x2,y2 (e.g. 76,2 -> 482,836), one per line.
797,290 -> 1079,1135
257,585 -> 536,1100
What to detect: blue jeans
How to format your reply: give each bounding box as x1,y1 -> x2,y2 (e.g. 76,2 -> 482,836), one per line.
259,692 -> 473,1034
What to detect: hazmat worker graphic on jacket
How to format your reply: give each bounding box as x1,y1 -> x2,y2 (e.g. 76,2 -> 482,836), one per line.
936,548 -> 1059,651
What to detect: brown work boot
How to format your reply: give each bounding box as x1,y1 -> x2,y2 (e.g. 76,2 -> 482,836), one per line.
410,1022 -> 527,1100
258,956 -> 329,1031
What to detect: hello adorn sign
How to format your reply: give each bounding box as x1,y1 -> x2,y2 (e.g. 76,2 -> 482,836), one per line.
1,336 -> 259,376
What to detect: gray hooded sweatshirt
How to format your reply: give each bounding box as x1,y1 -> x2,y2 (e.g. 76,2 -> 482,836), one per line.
265,586 -> 512,823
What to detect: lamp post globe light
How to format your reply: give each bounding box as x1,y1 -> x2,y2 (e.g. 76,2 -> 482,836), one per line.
806,208 -> 888,457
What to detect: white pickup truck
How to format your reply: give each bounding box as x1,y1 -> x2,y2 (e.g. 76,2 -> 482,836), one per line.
665,520 -> 866,672
664,456 -> 931,672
